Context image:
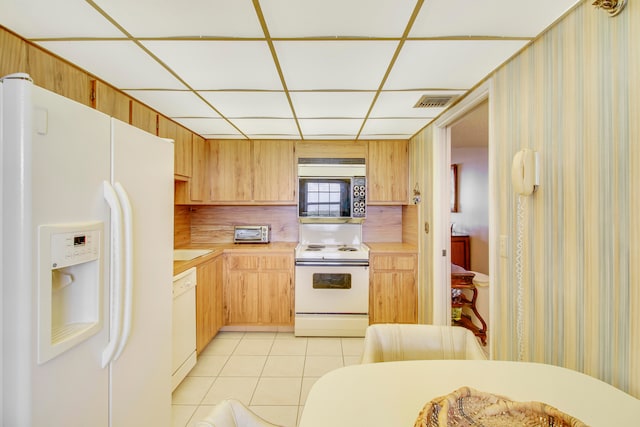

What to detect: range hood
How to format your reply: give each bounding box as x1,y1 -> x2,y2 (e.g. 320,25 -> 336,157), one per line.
298,157 -> 366,178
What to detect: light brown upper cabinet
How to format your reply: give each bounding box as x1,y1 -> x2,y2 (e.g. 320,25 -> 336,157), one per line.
91,80 -> 130,124
208,139 -> 295,204
210,139 -> 253,202
26,44 -> 91,107
174,126 -> 193,179
252,140 -> 295,203
189,135 -> 209,203
0,29 -> 27,78
367,140 -> 409,204
130,100 -> 158,136
158,116 -> 193,180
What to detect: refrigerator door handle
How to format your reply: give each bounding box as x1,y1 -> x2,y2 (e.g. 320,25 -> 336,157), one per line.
113,182 -> 134,361
102,181 -> 125,368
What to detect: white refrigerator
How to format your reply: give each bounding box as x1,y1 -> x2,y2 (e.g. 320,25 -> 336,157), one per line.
1,73 -> 174,427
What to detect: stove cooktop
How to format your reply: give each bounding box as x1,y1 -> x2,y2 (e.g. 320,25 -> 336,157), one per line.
295,243 -> 370,261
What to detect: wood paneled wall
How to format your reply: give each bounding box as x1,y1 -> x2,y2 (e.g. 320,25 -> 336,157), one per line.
409,129 -> 433,324
0,26 -> 192,154
187,205 -> 406,244
402,205 -> 419,246
190,206 -> 299,243
362,206 -> 403,242
174,205 -> 191,247
413,0 -> 640,397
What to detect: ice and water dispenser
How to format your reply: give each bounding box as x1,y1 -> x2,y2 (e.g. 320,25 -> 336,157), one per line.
38,222 -> 103,364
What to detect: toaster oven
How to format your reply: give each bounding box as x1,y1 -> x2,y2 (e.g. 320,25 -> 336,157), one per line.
233,225 -> 270,243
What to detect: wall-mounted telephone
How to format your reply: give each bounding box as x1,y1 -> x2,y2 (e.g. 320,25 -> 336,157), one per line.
511,148 -> 539,196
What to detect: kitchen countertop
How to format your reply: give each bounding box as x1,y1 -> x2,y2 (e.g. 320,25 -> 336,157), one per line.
365,242 -> 417,253
173,242 -> 297,276
174,242 -> 416,276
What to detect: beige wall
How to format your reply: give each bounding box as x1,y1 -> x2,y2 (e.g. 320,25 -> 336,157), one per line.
413,0 -> 640,397
409,127 -> 433,324
451,147 -> 489,274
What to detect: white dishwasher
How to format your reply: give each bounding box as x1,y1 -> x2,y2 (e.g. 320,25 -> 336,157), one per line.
172,267 -> 197,391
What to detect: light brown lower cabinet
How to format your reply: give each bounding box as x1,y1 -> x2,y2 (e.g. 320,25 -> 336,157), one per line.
369,253 -> 418,324
224,254 -> 294,326
196,255 -> 223,354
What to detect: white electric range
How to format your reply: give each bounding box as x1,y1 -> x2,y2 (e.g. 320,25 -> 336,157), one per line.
294,223 -> 370,337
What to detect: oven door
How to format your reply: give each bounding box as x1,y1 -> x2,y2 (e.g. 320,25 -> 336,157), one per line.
295,265 -> 369,314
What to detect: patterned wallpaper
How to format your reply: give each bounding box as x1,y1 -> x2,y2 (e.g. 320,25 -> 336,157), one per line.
413,0 -> 640,397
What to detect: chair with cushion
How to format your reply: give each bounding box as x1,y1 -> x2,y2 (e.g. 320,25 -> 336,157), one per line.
194,399 -> 282,427
360,324 -> 487,364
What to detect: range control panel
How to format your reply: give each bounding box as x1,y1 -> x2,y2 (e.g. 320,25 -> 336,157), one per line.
351,176 -> 367,218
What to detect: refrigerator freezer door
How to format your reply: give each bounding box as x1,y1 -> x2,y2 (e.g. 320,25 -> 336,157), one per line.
108,119 -> 173,426
2,79 -> 112,427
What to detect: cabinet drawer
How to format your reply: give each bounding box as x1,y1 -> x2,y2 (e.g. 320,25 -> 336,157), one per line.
371,254 -> 415,270
226,255 -> 260,270
260,255 -> 293,270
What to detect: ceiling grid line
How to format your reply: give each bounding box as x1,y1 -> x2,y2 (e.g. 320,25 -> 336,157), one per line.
252,0 -> 304,140
1,0 -> 582,140
355,0 -> 424,140
84,0 -> 252,140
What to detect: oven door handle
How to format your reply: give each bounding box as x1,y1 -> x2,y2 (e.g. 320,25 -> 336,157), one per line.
295,260 -> 369,267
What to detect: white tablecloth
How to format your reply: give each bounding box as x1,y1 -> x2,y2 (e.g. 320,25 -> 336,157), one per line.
299,360 -> 640,427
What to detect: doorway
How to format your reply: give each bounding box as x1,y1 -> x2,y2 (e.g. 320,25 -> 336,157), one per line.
430,81 -> 493,354
450,100 -> 490,346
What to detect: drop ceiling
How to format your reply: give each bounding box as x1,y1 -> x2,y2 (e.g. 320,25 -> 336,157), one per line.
1,0 -> 580,140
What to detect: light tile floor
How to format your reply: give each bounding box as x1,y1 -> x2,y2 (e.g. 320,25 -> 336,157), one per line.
171,331 -> 364,427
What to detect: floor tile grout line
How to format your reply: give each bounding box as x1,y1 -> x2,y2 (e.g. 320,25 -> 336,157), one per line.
174,332 -> 366,427
247,334 -> 276,407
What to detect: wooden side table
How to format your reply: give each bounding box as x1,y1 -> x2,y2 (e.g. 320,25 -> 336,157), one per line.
451,272 -> 487,345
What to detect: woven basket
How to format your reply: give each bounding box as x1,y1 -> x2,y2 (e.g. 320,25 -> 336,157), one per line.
414,386 -> 588,427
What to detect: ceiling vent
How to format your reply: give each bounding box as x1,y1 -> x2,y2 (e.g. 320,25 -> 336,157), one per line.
413,95 -> 457,109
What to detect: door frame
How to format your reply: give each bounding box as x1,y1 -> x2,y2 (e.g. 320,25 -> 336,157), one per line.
430,80 -> 494,332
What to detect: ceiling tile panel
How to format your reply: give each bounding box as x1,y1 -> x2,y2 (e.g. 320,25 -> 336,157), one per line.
93,0 -> 263,37
360,118 -> 432,137
173,117 -> 242,137
298,118 -> 364,137
371,90 -> 465,118
384,40 -> 529,90
291,92 -> 376,118
199,91 -> 292,118
123,90 -> 219,118
410,0 -> 580,37
35,41 -> 187,89
1,0 -> 122,38
2,0 -> 578,140
275,41 -> 398,90
141,41 -> 282,90
231,118 -> 299,135
260,0 -> 417,38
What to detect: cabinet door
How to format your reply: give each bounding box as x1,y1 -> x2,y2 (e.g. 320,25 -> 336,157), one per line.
210,140 -> 253,202
368,140 -> 408,204
27,44 -> 92,106
225,269 -> 260,324
174,125 -> 193,179
130,100 -> 158,135
259,271 -> 292,324
253,140 -> 295,203
370,271 -> 417,324
92,80 -> 130,123
190,136 -> 209,202
369,254 -> 417,324
196,258 -> 219,353
224,254 -> 293,326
